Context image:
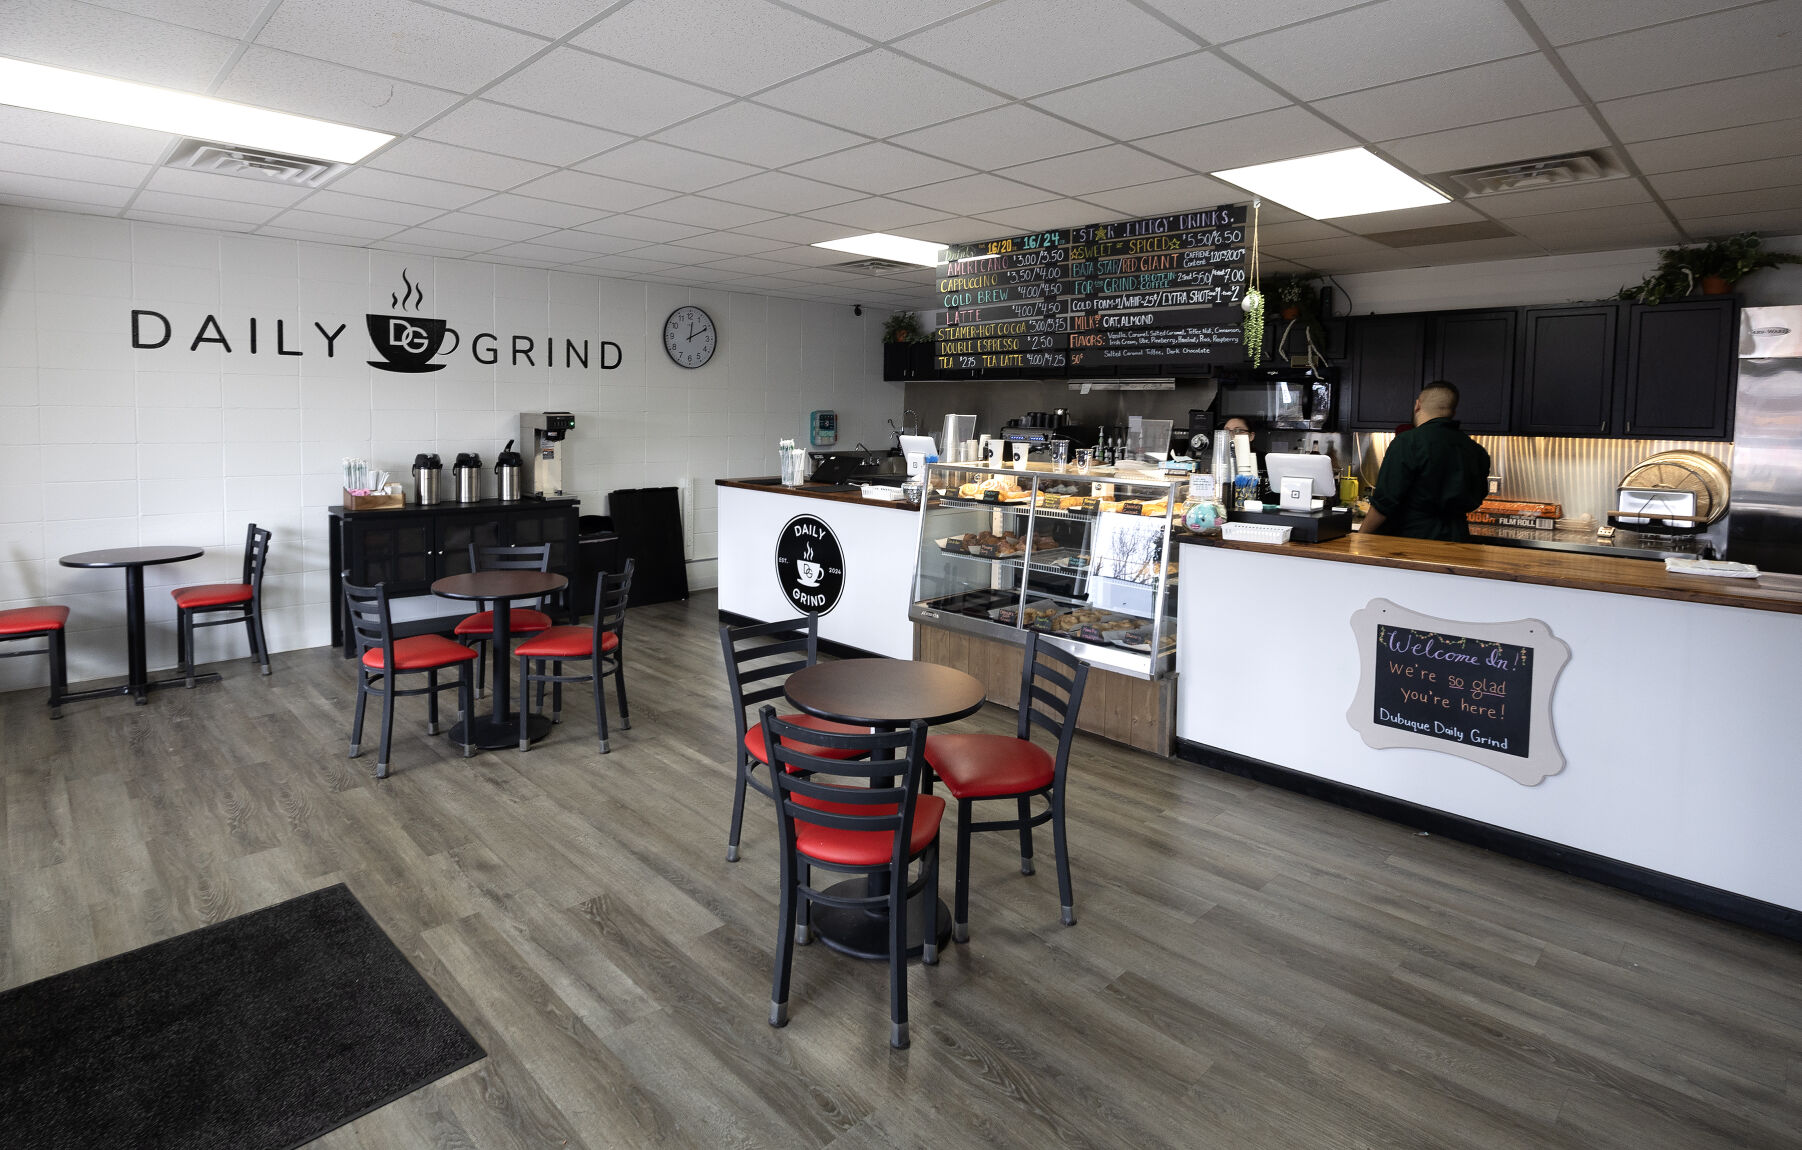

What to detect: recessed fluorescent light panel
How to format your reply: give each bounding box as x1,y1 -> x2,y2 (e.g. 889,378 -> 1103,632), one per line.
1211,147 -> 1449,219
0,57 -> 392,164
812,233 -> 946,267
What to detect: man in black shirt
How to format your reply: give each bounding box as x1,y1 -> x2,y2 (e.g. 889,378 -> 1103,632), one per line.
1361,381 -> 1490,542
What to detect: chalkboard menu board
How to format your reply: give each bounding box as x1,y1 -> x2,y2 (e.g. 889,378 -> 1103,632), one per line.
934,204 -> 1249,376
1347,599 -> 1570,786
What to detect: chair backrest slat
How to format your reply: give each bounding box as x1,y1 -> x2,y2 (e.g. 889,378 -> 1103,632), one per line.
592,560 -> 634,643
243,524 -> 273,592
342,581 -> 393,664
760,707 -> 926,854
471,543 -> 553,611
1012,632 -> 1091,775
719,615 -> 822,743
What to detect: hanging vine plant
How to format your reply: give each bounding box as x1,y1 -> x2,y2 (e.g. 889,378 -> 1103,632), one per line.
1241,199 -> 1265,368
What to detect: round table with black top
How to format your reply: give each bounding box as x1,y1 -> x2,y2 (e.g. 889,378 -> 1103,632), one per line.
431,570 -> 568,751
783,658 -> 986,960
59,546 -> 210,705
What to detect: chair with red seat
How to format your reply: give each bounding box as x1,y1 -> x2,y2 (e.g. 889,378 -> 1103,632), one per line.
719,614 -> 869,863
759,706 -> 942,1049
454,543 -> 556,699
343,581 -> 477,778
924,630 -> 1091,941
514,559 -> 633,753
0,605 -> 71,718
172,523 -> 271,686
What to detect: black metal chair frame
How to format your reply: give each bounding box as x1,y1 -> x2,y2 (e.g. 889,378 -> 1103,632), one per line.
940,630 -> 1090,942
517,559 -> 633,754
0,614 -> 69,718
459,542 -> 553,699
343,581 -> 475,778
760,707 -> 939,1049
175,523 -> 272,686
719,613 -> 831,863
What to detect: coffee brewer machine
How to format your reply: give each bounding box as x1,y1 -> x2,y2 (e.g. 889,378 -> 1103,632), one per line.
519,411 -> 575,497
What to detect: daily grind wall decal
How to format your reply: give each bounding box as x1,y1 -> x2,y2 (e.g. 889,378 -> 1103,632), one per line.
1346,599 -> 1571,786
933,204 -> 1250,375
128,268 -> 623,373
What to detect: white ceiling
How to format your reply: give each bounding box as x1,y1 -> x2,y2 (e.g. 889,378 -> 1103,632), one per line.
2,0 -> 1800,310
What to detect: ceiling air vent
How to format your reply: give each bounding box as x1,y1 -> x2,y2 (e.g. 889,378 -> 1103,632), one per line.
833,257 -> 917,275
1434,148 -> 1627,198
165,138 -> 347,187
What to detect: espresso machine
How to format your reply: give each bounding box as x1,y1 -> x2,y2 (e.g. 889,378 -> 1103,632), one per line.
519,411 -> 575,496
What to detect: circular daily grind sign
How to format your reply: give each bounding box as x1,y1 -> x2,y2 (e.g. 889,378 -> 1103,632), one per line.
775,514 -> 845,615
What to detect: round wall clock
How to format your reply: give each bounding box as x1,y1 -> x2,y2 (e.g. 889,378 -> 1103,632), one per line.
663,305 -> 717,369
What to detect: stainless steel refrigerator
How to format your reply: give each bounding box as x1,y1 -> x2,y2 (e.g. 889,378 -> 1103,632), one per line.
1726,306 -> 1802,575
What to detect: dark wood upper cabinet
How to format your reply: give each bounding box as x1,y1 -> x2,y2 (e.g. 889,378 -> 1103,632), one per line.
1430,310 -> 1516,434
1622,298 -> 1737,439
1519,305 -> 1619,436
882,341 -> 937,382
1348,313 -> 1426,429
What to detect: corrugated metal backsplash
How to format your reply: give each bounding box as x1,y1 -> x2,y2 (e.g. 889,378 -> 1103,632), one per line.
1354,433 -> 1734,524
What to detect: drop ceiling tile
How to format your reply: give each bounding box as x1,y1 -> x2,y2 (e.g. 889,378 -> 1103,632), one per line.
1515,0 -> 1749,45
996,146 -> 1190,198
1380,107 -> 1608,175
573,0 -> 865,95
577,215 -> 709,243
1028,53 -> 1289,140
756,50 -> 1003,137
1137,106 -> 1356,171
0,0 -> 236,90
1597,65 -> 1802,143
1390,236 -> 1548,262
888,216 -> 995,242
217,46 -> 459,134
576,142 -> 761,193
1224,0 -> 1535,101
254,225 -> 376,246
428,0 -> 603,38
804,197 -> 955,232
420,212 -> 552,242
896,0 -> 1191,99
701,255 -> 806,276
510,170 -> 674,213
256,0 -> 547,91
893,173 -> 1057,215
1078,173 -> 1245,217
773,0 -> 990,41
1504,201 -> 1680,244
370,239 -> 476,259
1262,234 -> 1399,260
325,169 -> 490,210
1329,201 -> 1484,234
0,144 -> 148,188
0,107 -> 170,164
1559,3 -> 1802,101
1649,154 -> 1802,199
299,191 -> 441,226
461,193 -> 602,227
83,0 -> 266,38
486,47 -> 732,136
366,138 -> 554,192
891,106 -> 1108,170
486,240 -> 600,263
1255,220 -> 1348,244
614,243 -> 711,265
266,210 -> 402,240
573,254 -> 682,275
1477,178 -> 1652,219
1627,118 -> 1802,175
669,232 -> 791,256
1675,207 -> 1802,235
533,229 -> 650,255
783,143 -> 975,194
131,190 -> 285,224
1315,54 -> 1579,142
128,209 -> 258,233
655,104 -> 867,169
418,102 -> 627,168
729,217 -> 852,244
1137,0 -> 1372,43
753,240 -> 866,265
1666,185 -> 1802,220
701,172 -> 863,213
634,197 -> 783,229
972,199 -> 1104,233
143,167 -> 315,206
380,226 -> 505,252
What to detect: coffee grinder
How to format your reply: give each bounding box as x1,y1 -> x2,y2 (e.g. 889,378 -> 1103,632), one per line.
519,411 -> 575,496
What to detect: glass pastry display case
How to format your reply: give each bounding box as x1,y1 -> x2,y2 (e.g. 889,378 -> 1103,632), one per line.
909,462 -> 1184,678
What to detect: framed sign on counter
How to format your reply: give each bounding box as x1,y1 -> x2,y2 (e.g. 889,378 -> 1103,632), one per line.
1347,598 -> 1571,785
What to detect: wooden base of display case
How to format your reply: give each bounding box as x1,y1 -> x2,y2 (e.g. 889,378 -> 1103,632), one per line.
914,624 -> 1174,755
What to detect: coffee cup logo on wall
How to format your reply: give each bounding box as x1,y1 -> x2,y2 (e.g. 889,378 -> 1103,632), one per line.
128,267 -> 624,370
775,515 -> 845,615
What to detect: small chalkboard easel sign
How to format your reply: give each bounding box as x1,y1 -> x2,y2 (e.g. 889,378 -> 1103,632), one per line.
1347,599 -> 1571,785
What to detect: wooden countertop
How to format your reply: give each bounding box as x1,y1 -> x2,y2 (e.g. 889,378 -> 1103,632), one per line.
715,477 -> 916,510
1181,531 -> 1802,615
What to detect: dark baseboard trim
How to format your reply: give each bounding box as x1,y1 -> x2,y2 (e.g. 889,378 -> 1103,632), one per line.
1175,738 -> 1801,943
716,610 -> 890,663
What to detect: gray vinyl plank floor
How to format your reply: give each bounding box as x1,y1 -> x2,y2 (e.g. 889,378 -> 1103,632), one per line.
4,590 -> 1799,1149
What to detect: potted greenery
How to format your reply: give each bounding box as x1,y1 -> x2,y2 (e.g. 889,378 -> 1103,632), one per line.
1618,232 -> 1801,305
1260,271 -> 1326,363
882,310 -> 922,343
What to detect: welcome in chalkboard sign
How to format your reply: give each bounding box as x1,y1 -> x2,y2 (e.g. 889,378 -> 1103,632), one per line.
1348,599 -> 1570,785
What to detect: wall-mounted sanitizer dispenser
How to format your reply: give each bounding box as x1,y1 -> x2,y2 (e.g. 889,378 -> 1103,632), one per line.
810,409 -> 837,447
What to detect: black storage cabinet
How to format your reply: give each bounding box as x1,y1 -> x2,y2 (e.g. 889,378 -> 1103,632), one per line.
329,497 -> 580,657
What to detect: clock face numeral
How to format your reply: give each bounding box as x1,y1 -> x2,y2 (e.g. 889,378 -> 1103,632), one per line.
663,305 -> 716,369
